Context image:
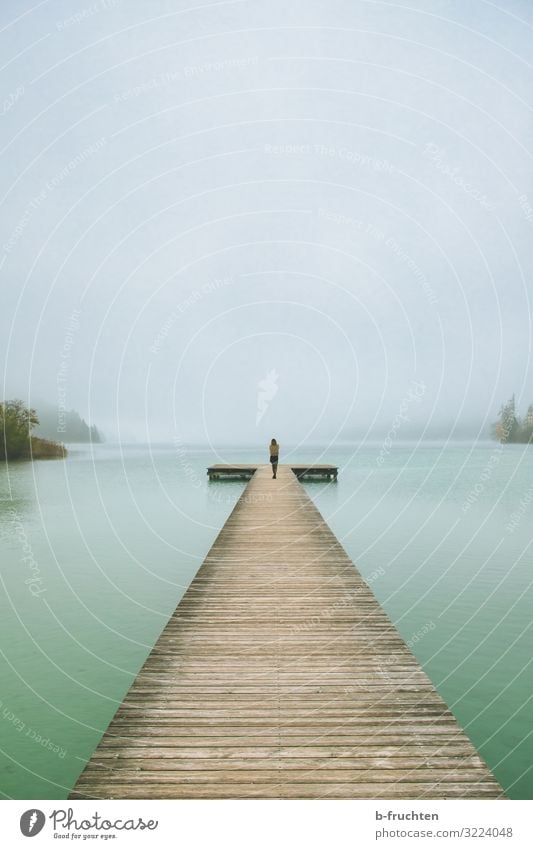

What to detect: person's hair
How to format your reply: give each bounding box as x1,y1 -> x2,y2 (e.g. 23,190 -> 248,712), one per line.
270,438 -> 277,444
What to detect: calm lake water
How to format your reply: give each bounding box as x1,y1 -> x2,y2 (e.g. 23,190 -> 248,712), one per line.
0,442 -> 531,799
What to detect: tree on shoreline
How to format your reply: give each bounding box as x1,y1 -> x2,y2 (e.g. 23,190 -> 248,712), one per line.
0,400 -> 38,459
0,400 -> 66,460
492,395 -> 533,444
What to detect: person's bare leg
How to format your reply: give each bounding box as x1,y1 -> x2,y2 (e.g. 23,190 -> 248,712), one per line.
272,463 -> 277,479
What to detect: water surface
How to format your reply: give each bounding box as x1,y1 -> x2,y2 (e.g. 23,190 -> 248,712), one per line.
0,442 -> 531,798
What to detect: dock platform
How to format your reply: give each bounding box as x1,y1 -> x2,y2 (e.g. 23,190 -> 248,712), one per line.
207,463 -> 338,481
71,465 -> 503,799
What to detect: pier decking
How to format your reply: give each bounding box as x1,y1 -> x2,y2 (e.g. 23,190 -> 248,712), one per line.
71,465 -> 503,800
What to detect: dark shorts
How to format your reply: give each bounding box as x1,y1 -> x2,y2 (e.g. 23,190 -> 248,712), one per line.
270,455 -> 278,464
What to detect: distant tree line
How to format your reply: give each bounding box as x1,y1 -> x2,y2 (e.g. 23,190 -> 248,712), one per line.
492,395 -> 533,443
35,403 -> 104,444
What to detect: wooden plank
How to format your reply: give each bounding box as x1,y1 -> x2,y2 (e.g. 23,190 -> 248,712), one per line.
70,464 -> 504,800
69,780 -> 504,800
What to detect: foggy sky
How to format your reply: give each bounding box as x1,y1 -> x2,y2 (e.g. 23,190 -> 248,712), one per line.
1,0 -> 533,444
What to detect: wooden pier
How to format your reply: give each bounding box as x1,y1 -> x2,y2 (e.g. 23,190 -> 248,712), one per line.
71,465 -> 503,799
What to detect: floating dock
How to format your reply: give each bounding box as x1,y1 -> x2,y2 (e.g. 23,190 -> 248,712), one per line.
71,465 -> 503,799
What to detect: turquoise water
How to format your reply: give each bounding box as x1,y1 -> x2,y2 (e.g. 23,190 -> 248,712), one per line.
0,442 -> 531,799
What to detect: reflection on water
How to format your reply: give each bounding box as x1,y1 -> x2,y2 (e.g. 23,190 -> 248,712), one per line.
0,442 -> 531,798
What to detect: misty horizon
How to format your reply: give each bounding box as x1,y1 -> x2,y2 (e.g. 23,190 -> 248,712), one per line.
2,1 -> 533,446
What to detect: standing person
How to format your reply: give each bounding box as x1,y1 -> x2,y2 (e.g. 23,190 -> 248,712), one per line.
269,438 -> 279,479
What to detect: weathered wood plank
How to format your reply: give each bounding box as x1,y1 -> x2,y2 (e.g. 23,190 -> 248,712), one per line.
70,782 -> 503,800
70,464 -> 503,799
